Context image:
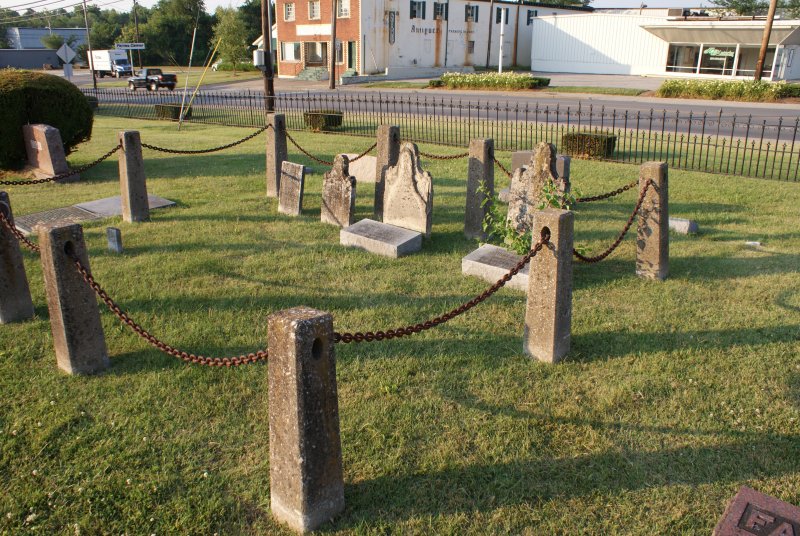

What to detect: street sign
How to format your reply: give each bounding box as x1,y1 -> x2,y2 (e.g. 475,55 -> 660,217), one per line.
115,43 -> 145,50
56,43 -> 76,64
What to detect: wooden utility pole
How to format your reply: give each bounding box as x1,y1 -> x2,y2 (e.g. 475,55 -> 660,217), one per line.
329,0 -> 337,89
754,0 -> 778,81
81,0 -> 96,90
262,0 -> 276,111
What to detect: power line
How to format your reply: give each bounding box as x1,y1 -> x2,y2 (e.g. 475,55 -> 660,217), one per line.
0,0 -> 128,23
0,0 -> 83,13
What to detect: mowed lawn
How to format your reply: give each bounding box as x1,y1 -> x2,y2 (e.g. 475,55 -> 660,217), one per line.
1,116 -> 799,535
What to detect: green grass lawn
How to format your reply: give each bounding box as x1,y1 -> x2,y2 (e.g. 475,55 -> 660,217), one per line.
84,65 -> 263,89
1,116 -> 799,534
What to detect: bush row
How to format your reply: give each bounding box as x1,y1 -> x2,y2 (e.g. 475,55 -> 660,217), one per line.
656,79 -> 800,101
303,109 -> 343,131
561,132 -> 617,159
436,72 -> 550,90
213,62 -> 260,72
154,104 -> 192,120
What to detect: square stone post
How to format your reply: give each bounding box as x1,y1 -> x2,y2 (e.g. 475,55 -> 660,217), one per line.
636,162 -> 669,281
374,125 -> 400,221
266,114 -> 288,198
268,306 -> 344,533
524,209 -> 574,363
0,192 -> 35,324
557,155 -> 571,185
38,223 -> 109,375
118,131 -> 149,223
465,138 -> 494,240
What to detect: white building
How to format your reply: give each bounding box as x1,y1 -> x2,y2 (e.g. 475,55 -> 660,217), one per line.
5,27 -> 87,50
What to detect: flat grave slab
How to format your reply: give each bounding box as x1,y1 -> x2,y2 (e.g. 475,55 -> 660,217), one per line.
669,217 -> 699,234
340,218 -> 422,258
462,243 -> 529,292
75,195 -> 175,217
343,154 -> 377,183
714,486 -> 800,536
14,206 -> 100,235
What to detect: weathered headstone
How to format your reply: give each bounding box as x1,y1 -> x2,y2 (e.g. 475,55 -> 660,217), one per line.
106,227 -> 123,253
668,217 -> 698,235
0,192 -> 35,324
22,124 -> 79,182
465,139 -> 493,240
507,143 -> 568,235
266,114 -> 288,198
321,155 -> 356,227
383,142 -> 433,237
462,244 -> 529,292
278,162 -> 305,216
636,162 -> 669,281
374,125 -> 400,221
340,218 -> 422,258
268,306 -> 344,533
117,131 -> 149,223
342,153 -> 377,183
511,150 -> 532,172
714,486 -> 800,536
38,223 -> 109,375
501,155 -> 569,204
524,209 -> 574,363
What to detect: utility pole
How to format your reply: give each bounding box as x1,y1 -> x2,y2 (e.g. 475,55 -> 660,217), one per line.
329,0 -> 337,89
498,7 -> 505,73
262,0 -> 276,111
754,0 -> 778,81
485,0 -> 495,68
82,0 -> 96,90
133,0 -> 142,70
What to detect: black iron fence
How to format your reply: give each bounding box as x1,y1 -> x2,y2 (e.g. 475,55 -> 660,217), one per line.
84,88 -> 800,182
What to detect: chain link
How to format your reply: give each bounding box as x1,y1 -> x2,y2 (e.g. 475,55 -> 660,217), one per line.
576,180 -> 639,203
418,150 -> 470,161
573,180 -> 652,263
0,211 -> 41,252
349,142 -> 377,163
333,234 -> 549,344
0,145 -> 121,186
285,131 -> 334,165
141,125 -> 269,155
493,156 -> 513,178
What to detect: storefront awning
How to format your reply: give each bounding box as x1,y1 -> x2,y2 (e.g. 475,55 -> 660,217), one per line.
642,23 -> 800,46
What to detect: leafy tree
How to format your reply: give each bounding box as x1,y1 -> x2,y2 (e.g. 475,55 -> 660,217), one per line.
711,0 -> 769,15
40,33 -> 65,50
212,7 -> 248,73
238,0 -> 276,46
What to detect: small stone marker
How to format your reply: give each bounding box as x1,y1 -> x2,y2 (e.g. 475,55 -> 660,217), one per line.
0,192 -> 35,324
714,486 -> 800,536
524,209 -> 574,363
374,125 -> 400,221
465,139 -> 493,239
321,155 -> 356,227
745,241 -> 763,248
340,218 -> 422,258
22,124 -> 79,182
511,150 -> 532,172
636,162 -> 669,281
278,161 -> 305,216
117,131 -> 149,223
38,223 -> 109,375
268,306 -> 344,534
507,143 -> 568,235
462,244 -> 529,292
342,153 -> 377,183
668,217 -> 698,235
266,114 -> 288,198
383,142 -> 433,237
106,227 -> 123,253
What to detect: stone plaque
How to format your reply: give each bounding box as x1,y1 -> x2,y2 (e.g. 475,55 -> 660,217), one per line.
22,124 -> 79,182
321,155 -> 356,227
343,153 -> 377,183
461,244 -> 529,292
106,227 -> 123,253
278,161 -> 305,216
383,142 -> 433,237
340,218 -> 422,258
714,487 -> 800,536
506,142 -> 568,235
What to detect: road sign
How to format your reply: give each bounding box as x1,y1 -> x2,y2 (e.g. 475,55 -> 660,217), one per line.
56,43 -> 76,64
115,43 -> 145,50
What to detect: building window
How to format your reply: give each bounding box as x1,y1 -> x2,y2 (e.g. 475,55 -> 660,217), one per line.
335,41 -> 344,63
467,40 -> 475,53
666,44 -> 700,73
410,0 -> 426,20
465,5 -> 478,22
434,2 -> 448,20
526,10 -> 537,25
337,0 -> 350,18
308,0 -> 321,19
280,41 -> 301,62
284,2 -> 295,21
495,7 -> 509,24
737,46 -> 775,77
699,45 -> 736,75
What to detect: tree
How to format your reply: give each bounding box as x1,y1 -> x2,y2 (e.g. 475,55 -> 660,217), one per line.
238,0 -> 275,46
711,0 -> 769,14
211,7 -> 248,73
40,34 -> 65,50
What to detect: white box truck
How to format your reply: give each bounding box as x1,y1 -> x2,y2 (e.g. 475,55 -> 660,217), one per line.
88,50 -> 133,78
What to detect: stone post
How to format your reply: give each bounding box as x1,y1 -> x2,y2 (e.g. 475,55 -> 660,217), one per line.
0,192 -> 35,324
374,125 -> 400,221
636,162 -> 669,281
267,306 -> 344,534
39,223 -> 109,375
266,114 -> 288,198
465,138 -> 493,240
118,131 -> 149,223
556,155 -> 571,184
524,209 -> 574,364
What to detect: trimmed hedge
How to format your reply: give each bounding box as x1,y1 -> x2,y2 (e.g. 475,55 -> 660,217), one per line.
561,132 -> 617,159
439,72 -> 550,90
656,79 -> 800,102
213,62 -> 259,72
0,70 -> 93,169
85,95 -> 99,110
154,104 -> 192,120
303,109 -> 343,131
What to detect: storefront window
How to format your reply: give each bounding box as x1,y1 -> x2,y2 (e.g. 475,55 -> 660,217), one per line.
666,44 -> 699,73
699,45 -> 736,75
736,46 -> 775,78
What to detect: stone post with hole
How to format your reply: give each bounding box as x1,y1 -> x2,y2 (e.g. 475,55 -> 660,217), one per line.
39,223 -> 109,374
266,114 -> 288,198
0,192 -> 35,324
636,162 -> 669,281
118,131 -> 149,223
374,125 -> 400,221
524,209 -> 574,363
267,306 -> 344,534
465,138 -> 494,239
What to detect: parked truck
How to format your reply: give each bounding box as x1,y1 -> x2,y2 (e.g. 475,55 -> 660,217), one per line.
127,68 -> 178,91
88,50 -> 133,78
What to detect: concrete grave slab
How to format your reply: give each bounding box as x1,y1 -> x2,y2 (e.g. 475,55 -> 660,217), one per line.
343,153 -> 377,183
462,244 -> 529,292
340,218 -> 422,258
714,486 -> 800,536
669,217 -> 699,234
14,206 -> 100,236
75,195 -> 175,218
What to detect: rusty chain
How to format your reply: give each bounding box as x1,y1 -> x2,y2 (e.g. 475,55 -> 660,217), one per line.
576,180 -> 639,203
285,131 -> 334,165
0,144 -> 121,186
0,211 -> 40,252
349,142 -> 377,163
493,156 -> 513,179
333,233 -> 549,344
573,180 -> 652,263
141,125 -> 269,155
418,150 -> 470,161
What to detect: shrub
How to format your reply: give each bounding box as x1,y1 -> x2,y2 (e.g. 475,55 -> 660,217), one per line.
0,69 -> 93,169
213,62 -> 259,72
561,132 -> 617,159
440,72 -> 550,90
303,109 -> 343,131
655,79 -> 794,102
782,83 -> 800,98
154,104 -> 192,120
428,79 -> 444,88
